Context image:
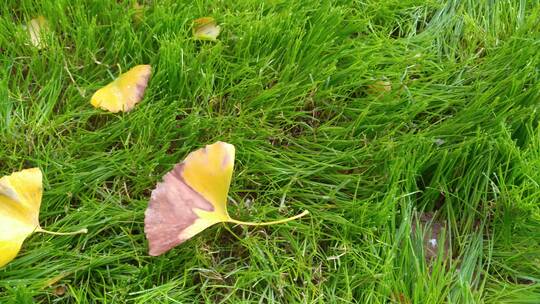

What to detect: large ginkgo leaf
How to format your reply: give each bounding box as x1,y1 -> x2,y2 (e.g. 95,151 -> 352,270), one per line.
0,168 -> 87,268
144,142 -> 309,256
90,65 -> 151,113
0,168 -> 42,267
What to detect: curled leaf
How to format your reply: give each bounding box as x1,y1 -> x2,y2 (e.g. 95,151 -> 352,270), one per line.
26,16 -> 50,49
193,17 -> 221,41
144,142 -> 309,256
0,168 -> 87,268
91,65 -> 151,113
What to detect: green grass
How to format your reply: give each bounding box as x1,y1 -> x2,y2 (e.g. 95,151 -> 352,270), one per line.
1,0 -> 540,302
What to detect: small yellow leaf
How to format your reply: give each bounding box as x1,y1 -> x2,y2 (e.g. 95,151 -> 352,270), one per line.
0,168 -> 87,268
144,142 -> 309,256
90,65 -> 152,113
193,17 -> 221,41
132,2 -> 144,25
27,16 -> 50,49
367,80 -> 392,96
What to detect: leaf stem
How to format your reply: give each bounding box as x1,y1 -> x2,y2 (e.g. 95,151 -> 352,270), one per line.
228,210 -> 309,226
36,227 -> 88,236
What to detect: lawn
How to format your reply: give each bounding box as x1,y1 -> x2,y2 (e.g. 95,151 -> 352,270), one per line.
1,0 -> 540,303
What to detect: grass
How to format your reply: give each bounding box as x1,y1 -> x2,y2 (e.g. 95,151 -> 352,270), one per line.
1,0 -> 540,302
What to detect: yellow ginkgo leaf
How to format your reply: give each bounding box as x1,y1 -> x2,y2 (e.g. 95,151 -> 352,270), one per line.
192,17 -> 221,41
26,16 -> 50,49
132,2 -> 144,25
0,168 -> 87,268
367,80 -> 392,96
144,141 -> 309,256
90,65 -> 152,113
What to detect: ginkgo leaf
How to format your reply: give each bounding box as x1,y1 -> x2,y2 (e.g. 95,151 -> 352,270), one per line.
90,65 -> 151,113
132,2 -> 144,25
192,17 -> 221,41
0,168 -> 87,268
26,16 -> 50,49
144,141 -> 309,256
367,80 -> 392,96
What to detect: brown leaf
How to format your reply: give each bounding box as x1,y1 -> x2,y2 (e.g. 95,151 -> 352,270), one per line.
53,285 -> 67,296
144,163 -> 217,256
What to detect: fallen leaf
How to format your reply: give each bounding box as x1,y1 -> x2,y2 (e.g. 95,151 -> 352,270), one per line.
132,2 -> 144,25
193,17 -> 221,41
26,16 -> 50,49
0,168 -> 87,268
367,80 -> 392,95
42,271 -> 73,288
144,141 -> 309,256
391,292 -> 412,304
90,65 -> 151,113
53,285 -> 67,296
